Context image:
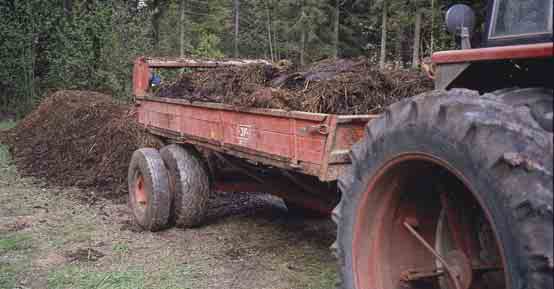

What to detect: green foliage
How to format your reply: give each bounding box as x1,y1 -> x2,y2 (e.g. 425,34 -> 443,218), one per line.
46,2 -> 112,90
192,30 -> 225,58
0,0 -> 58,114
284,0 -> 337,61
0,0 -> 153,113
97,2 -> 153,100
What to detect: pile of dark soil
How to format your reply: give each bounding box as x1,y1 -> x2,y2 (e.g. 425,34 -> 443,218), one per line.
4,90 -> 161,196
156,58 -> 433,114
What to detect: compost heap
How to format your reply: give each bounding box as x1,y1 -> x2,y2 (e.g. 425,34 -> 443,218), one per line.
155,58 -> 433,114
3,90 -> 161,196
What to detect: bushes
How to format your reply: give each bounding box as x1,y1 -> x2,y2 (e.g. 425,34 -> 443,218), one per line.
0,1 -> 153,115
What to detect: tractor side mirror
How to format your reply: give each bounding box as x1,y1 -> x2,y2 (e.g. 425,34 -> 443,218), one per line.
446,4 -> 476,49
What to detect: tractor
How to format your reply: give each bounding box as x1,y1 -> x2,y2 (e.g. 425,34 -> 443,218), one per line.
334,2 -> 553,288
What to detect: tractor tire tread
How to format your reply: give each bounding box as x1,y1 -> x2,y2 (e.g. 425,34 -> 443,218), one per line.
334,88 -> 553,289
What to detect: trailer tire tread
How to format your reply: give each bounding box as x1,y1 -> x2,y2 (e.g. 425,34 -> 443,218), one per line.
160,144 -> 211,228
128,148 -> 171,232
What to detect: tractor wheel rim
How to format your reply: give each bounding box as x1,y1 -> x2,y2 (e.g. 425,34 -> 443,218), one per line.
135,173 -> 147,210
351,153 -> 508,289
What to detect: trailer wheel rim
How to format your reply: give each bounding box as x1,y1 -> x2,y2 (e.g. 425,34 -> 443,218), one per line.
352,153 -> 508,289
134,173 -> 147,211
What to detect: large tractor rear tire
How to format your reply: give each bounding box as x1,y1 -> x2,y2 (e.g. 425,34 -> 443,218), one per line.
128,148 -> 172,232
334,88 -> 553,289
160,144 -> 211,228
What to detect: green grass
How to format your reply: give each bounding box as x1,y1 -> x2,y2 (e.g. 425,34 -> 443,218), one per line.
0,120 -> 16,131
0,234 -> 33,289
285,250 -> 339,289
48,267 -> 146,289
0,121 -> 16,166
48,266 -> 193,289
290,266 -> 338,289
112,243 -> 130,255
0,144 -> 11,167
0,233 -> 32,254
310,268 -> 338,289
112,242 -> 130,261
148,264 -> 194,289
46,219 -> 97,249
0,143 -> 17,182
0,262 -> 22,289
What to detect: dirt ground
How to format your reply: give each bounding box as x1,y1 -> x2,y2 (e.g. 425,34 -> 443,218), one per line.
0,130 -> 338,289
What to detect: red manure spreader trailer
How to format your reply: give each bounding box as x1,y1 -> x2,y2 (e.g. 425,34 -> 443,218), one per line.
129,2 -> 553,289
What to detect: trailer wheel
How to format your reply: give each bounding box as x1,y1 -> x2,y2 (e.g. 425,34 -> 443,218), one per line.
334,88 -> 553,289
128,148 -> 171,232
160,144 -> 211,228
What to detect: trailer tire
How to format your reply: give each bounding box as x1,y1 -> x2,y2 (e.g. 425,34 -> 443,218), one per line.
334,88 -> 553,289
128,148 -> 171,232
160,144 -> 211,228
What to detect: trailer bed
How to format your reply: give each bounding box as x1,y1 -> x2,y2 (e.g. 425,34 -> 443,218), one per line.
136,96 -> 374,182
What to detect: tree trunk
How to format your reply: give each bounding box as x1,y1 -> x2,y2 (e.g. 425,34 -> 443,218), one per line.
430,0 -> 435,54
300,29 -> 306,66
412,8 -> 422,68
63,0 -> 72,17
266,2 -> 274,62
28,36 -> 35,102
274,25 -> 280,61
180,0 -> 186,57
300,1 -> 306,67
379,0 -> 388,69
333,0 -> 340,59
234,0 -> 240,58
396,27 -> 403,68
151,0 -> 164,50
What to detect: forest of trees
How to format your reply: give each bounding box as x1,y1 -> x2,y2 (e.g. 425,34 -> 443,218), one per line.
0,0 -> 484,115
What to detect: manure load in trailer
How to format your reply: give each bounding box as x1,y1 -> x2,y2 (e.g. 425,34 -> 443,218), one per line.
143,57 -> 433,115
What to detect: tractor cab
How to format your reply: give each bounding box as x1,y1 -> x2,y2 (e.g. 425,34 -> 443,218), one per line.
485,0 -> 552,47
431,0 -> 553,91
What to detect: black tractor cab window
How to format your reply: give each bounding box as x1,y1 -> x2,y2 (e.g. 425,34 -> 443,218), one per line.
487,0 -> 553,45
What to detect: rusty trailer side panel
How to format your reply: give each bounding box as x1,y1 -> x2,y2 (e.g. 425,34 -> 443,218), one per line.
136,96 -> 374,182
